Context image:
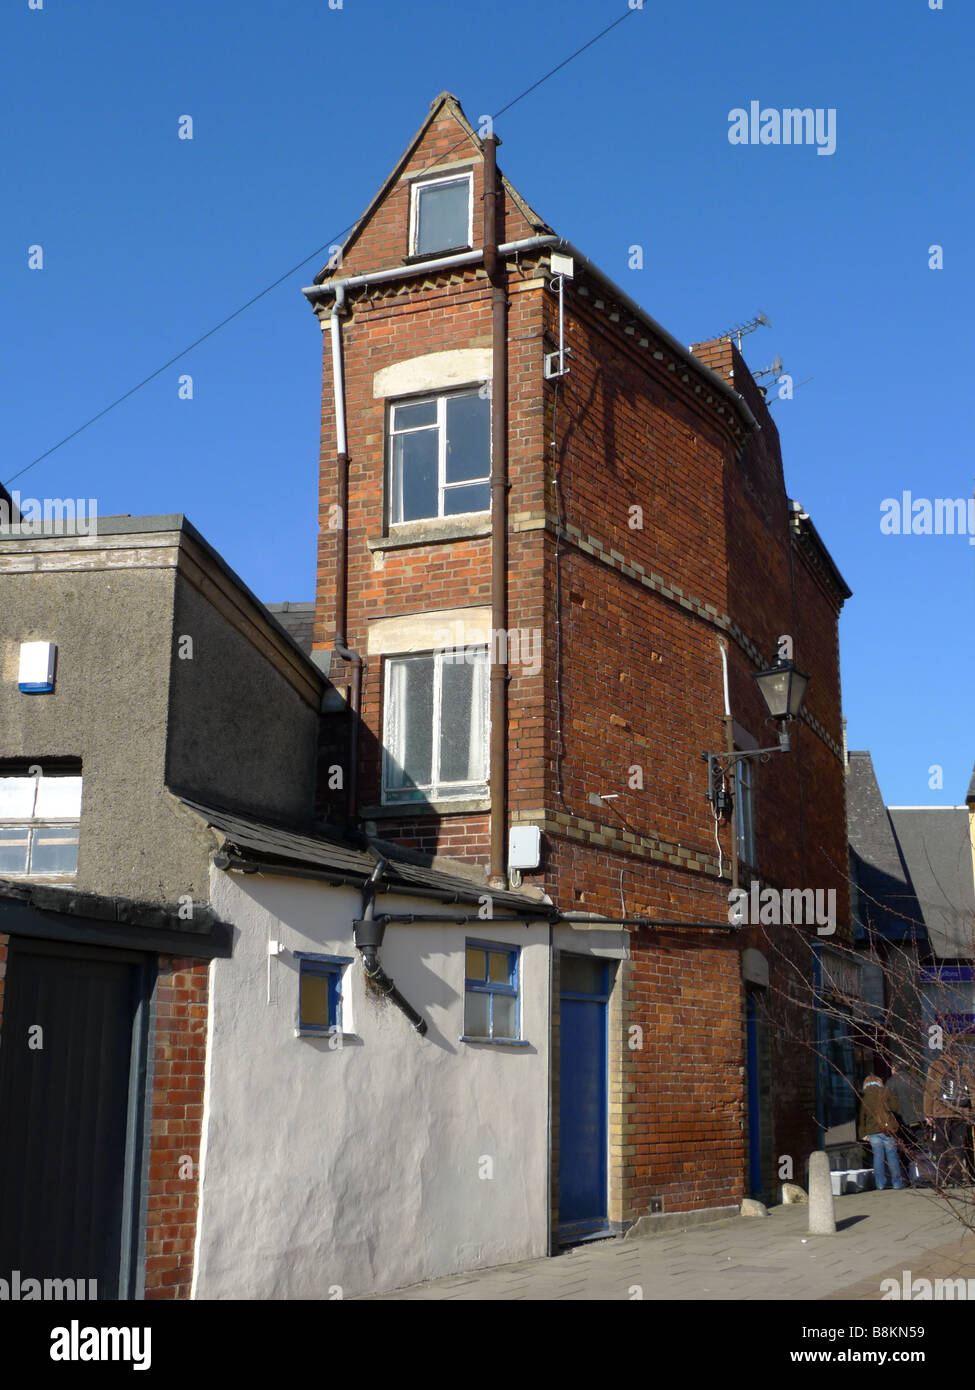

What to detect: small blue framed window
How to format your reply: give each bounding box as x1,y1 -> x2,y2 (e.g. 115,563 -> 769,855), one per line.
295,954 -> 350,1035
464,940 -> 519,1041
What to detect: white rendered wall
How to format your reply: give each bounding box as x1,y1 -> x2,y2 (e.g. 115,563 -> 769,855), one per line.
193,867 -> 552,1299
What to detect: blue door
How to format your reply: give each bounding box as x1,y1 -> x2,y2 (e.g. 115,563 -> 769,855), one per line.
558,955 -> 609,1241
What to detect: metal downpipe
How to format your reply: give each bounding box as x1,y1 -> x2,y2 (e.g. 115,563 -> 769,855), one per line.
484,133 -> 508,891
353,860 -> 428,1035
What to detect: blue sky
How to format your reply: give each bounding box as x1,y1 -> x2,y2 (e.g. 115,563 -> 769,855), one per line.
2,0 -> 970,807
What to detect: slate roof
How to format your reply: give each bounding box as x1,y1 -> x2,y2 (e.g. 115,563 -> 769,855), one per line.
265,602 -> 315,657
846,751 -> 925,941
888,807 -> 975,960
181,796 -> 556,917
847,749 -> 975,959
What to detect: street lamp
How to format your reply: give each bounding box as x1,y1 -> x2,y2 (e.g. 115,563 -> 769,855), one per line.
751,657 -> 810,751
701,651 -> 811,891
704,656 -> 810,817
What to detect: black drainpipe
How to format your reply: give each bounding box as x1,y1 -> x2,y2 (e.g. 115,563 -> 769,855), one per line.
353,859 -> 428,1035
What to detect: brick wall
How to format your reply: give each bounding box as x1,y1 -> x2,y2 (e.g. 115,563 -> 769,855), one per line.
313,156 -> 548,867
332,98 -> 538,284
144,956 -> 209,1299
311,102 -> 847,1221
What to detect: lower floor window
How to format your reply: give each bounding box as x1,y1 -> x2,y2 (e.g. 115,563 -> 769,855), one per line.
464,941 -> 519,1040
736,754 -> 755,867
297,955 -> 349,1034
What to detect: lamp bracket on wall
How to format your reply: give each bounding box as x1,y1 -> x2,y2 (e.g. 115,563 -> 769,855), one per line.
544,252 -> 574,379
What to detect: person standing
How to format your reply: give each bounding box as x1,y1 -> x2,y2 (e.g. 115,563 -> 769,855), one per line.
923,1044 -> 975,1185
887,1058 -> 926,1179
858,1074 -> 905,1190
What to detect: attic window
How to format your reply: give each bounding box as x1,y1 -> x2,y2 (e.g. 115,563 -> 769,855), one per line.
410,172 -> 473,257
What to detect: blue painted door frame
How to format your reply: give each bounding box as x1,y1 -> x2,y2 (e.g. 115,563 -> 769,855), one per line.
558,957 -> 609,1241
745,986 -> 763,1196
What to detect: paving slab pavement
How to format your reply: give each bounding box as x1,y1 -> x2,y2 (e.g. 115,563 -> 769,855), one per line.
360,1188 -> 975,1301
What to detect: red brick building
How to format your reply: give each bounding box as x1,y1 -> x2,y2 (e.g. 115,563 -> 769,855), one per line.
305,92 -> 852,1232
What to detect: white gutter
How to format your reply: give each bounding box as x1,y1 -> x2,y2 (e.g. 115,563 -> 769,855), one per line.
717,636 -> 732,719
301,236 -> 556,299
302,234 -> 759,435
330,282 -> 348,456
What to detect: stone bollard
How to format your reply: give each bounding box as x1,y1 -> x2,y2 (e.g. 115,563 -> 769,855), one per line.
808,1151 -> 837,1235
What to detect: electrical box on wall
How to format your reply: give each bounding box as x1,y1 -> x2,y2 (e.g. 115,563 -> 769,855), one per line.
508,825 -> 541,870
18,641 -> 57,693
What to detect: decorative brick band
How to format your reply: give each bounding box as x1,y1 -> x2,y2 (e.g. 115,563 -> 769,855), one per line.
511,510 -> 844,763
510,808 -> 723,880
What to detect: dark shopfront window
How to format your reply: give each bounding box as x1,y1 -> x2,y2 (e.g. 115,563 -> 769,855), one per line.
819,1009 -> 871,1134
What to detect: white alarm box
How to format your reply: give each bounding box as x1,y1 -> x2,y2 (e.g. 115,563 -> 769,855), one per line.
18,641 -> 57,693
508,825 -> 541,870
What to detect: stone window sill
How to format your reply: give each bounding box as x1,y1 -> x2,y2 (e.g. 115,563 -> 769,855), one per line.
368,517 -> 491,552
294,1030 -> 361,1044
361,798 -> 491,819
403,247 -> 473,265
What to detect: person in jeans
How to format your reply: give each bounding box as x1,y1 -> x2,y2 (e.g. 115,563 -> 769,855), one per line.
857,1074 -> 905,1190
887,1057 -> 927,1181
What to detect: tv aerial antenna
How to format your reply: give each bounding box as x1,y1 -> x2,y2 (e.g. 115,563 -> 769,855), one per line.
712,311 -> 770,351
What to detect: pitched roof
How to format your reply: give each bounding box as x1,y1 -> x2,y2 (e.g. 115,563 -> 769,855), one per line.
265,601 -> 315,656
888,807 -> 975,960
846,751 -> 925,941
313,90 -> 552,284
180,795 -> 556,917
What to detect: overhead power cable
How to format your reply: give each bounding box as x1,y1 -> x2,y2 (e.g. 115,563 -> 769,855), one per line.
4,5 -> 639,492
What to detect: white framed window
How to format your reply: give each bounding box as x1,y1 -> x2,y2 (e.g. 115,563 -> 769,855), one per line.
0,768 -> 82,876
736,755 -> 755,868
382,647 -> 489,804
388,389 -> 490,525
409,172 -> 473,257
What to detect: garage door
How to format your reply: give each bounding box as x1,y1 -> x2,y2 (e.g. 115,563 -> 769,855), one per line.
0,937 -> 151,1299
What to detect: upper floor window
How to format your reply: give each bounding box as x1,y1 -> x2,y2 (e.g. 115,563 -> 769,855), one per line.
388,389 -> 490,525
409,172 -> 473,257
736,755 -> 755,868
0,767 -> 82,876
382,647 -> 489,804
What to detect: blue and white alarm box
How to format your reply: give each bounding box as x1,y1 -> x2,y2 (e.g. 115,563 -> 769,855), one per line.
18,641 -> 57,693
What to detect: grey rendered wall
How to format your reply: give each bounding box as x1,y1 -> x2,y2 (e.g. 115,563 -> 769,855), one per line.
0,564 -> 213,903
165,574 -> 319,826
